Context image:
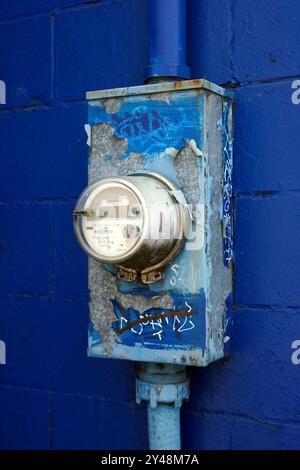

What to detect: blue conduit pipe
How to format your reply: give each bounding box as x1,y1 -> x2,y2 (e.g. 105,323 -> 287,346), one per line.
147,403 -> 181,450
137,0 -> 191,451
144,0 -> 191,82
136,363 -> 189,450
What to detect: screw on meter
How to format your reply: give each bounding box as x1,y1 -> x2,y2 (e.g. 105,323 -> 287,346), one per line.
73,173 -> 190,284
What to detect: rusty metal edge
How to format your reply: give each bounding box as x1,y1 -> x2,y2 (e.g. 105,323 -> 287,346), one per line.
86,79 -> 234,101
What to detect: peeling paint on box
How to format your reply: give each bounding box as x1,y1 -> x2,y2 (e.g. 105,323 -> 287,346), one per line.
84,124 -> 91,147
101,97 -> 124,114
150,91 -> 172,104
187,139 -> 203,157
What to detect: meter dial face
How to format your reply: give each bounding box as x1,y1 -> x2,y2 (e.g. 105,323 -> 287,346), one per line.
82,184 -> 143,259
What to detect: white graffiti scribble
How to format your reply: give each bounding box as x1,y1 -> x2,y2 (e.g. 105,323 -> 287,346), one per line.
121,310 -> 195,341
222,106 -> 234,265
170,263 -> 180,286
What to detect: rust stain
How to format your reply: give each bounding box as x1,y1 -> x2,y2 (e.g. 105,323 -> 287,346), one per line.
172,79 -> 203,90
115,310 -> 191,336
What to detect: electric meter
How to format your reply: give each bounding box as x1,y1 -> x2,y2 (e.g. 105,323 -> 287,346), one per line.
73,172 -> 189,284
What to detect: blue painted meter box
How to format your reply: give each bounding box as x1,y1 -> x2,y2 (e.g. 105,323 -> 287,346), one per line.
85,79 -> 233,367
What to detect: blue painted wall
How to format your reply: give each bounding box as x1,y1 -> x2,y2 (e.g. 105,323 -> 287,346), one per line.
0,0 -> 299,450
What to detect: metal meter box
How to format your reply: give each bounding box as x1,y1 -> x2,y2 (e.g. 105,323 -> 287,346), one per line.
83,79 -> 233,367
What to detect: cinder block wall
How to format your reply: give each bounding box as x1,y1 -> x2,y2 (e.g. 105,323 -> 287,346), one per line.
0,0 -> 299,450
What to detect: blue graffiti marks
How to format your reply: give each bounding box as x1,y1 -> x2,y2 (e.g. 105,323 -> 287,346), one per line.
112,105 -> 173,154
115,96 -> 199,154
88,92 -> 202,156
112,107 -> 166,143
222,103 -> 234,267
110,292 -> 206,351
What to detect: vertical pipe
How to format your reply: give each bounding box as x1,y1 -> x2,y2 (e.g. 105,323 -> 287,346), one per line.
138,0 -> 191,451
147,404 -> 181,450
136,363 -> 189,450
144,0 -> 191,82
